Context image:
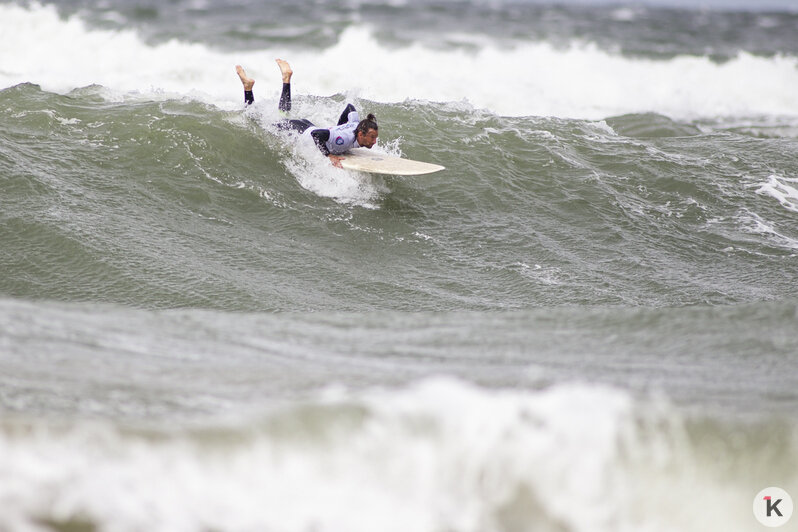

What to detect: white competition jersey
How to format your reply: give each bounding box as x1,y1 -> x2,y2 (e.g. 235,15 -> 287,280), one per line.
302,109 -> 361,155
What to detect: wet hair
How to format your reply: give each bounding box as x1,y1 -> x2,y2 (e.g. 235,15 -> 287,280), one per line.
356,113 -> 378,135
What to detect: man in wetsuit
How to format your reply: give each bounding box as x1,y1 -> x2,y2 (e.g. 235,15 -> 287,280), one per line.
235,59 -> 378,168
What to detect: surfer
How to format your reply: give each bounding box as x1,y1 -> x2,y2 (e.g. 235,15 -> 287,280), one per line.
235,60 -> 378,168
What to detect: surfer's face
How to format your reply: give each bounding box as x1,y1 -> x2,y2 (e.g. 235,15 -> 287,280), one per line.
357,128 -> 378,149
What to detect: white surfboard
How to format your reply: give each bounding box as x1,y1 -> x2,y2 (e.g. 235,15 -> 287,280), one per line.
338,148 -> 445,175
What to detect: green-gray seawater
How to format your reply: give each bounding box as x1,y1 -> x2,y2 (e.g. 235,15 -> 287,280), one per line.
2,1 -> 798,530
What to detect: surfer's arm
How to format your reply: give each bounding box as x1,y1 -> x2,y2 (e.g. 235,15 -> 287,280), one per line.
337,104 -> 358,126
308,129 -> 345,167
309,129 -> 331,156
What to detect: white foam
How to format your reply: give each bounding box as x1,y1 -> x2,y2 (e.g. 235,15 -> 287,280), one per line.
0,378 -> 775,532
282,139 -> 388,208
3,4 -> 798,120
756,174 -> 798,213
737,209 -> 798,250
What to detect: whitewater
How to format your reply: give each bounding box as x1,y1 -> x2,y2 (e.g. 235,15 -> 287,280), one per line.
3,2 -> 798,119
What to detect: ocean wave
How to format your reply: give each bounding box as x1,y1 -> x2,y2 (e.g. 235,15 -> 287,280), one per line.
0,377 -> 795,532
2,296 -> 797,419
2,82 -> 798,309
3,3 -> 798,119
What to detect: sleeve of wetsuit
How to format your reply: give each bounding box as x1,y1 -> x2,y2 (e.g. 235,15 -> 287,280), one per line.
337,103 -> 357,126
310,129 -> 331,156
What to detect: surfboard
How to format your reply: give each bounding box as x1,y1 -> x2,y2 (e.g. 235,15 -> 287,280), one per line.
338,148 -> 445,176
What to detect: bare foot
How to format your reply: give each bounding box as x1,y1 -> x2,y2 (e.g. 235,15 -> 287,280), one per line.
275,59 -> 293,84
235,65 -> 255,91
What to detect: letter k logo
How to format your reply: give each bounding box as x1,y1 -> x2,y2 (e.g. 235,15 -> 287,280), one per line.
755,487 -> 793,527
765,496 -> 784,517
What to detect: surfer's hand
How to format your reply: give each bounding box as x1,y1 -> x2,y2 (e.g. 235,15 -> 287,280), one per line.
328,155 -> 344,168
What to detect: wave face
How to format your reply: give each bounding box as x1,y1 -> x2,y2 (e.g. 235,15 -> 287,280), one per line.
2,1 -> 798,531
2,82 -> 797,309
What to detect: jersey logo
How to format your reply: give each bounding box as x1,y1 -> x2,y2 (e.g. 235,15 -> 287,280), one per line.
335,136 -> 345,145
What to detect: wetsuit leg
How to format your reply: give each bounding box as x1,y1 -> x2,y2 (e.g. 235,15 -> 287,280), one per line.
337,103 -> 356,125
273,122 -> 330,155
244,90 -> 254,105
279,83 -> 292,113
276,119 -> 315,134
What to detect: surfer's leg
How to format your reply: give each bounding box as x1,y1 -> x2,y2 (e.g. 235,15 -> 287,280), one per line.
276,119 -> 315,134
276,59 -> 293,113
273,120 -> 329,155
278,83 -> 291,113
235,65 -> 255,105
